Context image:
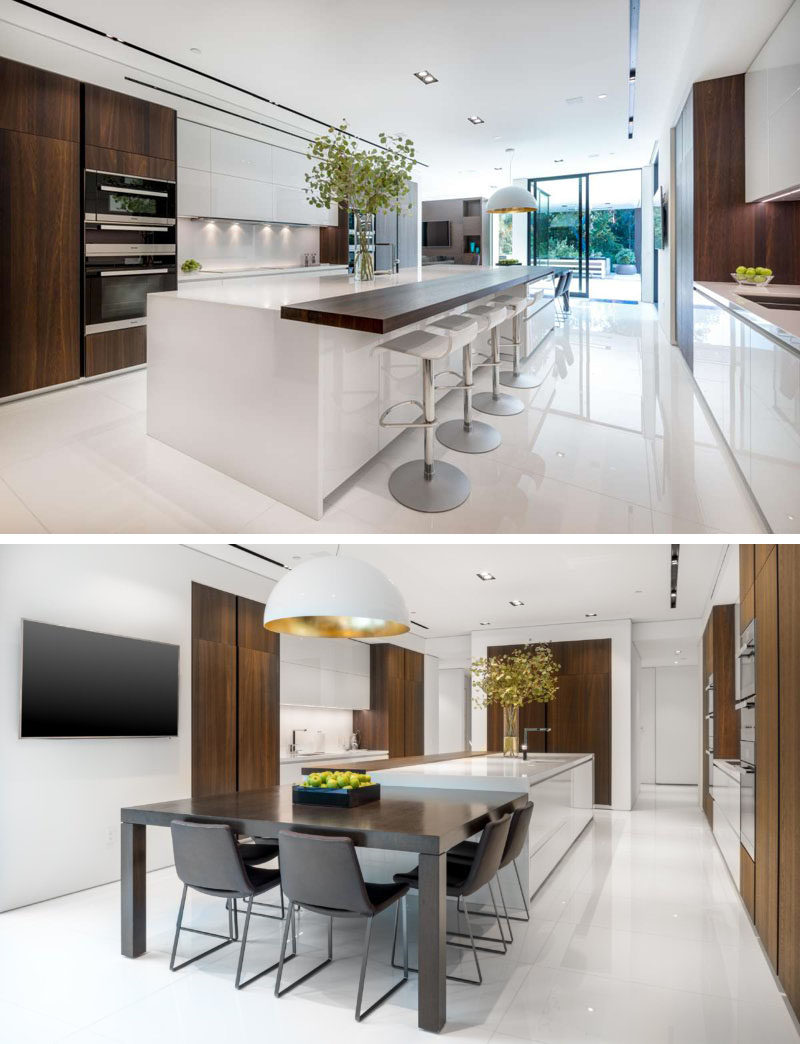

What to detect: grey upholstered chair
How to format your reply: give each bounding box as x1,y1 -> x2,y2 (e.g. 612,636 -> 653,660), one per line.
274,830 -> 410,1021
450,801 -> 534,941
169,819 -> 287,989
391,811 -> 512,985
230,837 -> 285,927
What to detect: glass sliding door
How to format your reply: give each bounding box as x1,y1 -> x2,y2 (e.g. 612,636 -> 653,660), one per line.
528,174 -> 589,296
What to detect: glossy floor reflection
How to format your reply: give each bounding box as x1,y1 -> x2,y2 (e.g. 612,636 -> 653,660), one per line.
1,787 -> 796,1043
0,301 -> 766,533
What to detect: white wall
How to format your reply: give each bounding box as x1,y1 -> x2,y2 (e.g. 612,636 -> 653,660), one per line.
631,642 -> 642,803
278,706 -> 354,757
438,668 -> 468,753
470,619 -> 634,810
654,665 -> 701,784
638,667 -> 657,784
0,544 -> 278,913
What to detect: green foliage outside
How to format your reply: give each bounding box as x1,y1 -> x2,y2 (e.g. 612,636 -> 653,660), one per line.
615,248 -> 636,265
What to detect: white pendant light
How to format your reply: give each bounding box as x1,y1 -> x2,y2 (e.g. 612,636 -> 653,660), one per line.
263,555 -> 410,638
486,148 -> 538,214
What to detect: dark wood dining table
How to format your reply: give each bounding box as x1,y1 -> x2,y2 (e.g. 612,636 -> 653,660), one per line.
120,784 -> 526,1032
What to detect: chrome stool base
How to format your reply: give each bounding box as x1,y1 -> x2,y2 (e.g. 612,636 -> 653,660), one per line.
436,417 -> 501,454
473,390 -> 524,416
388,459 -> 470,512
499,370 -> 538,389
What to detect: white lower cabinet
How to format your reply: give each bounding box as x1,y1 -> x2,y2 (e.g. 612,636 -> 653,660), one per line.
710,762 -> 741,887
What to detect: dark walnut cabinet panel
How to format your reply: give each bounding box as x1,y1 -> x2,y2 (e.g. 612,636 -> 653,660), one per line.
755,548 -> 779,968
85,326 -> 146,378
0,129 -> 80,396
354,644 -> 424,758
711,605 -> 737,759
84,144 -> 175,182
85,83 -> 176,162
778,545 -> 800,1014
740,544 -> 755,629
0,57 -> 79,141
486,638 -> 612,805
190,583 -> 279,797
741,845 -> 755,922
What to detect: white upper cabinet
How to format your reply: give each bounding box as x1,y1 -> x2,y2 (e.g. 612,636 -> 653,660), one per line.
274,184 -> 335,226
177,120 -> 211,171
211,128 -> 273,183
210,173 -> 273,222
280,635 -> 370,708
745,1 -> 800,201
177,167 -> 211,217
273,147 -> 313,189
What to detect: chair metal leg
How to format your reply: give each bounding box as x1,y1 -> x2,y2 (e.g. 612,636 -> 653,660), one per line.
355,902 -> 409,1022
235,893 -> 293,990
388,357 -> 470,513
473,327 -> 524,416
170,885 -> 235,972
496,875 -> 514,944
392,894 -> 499,985
460,860 -> 531,924
437,340 -> 501,454
232,884 -> 286,922
447,881 -> 507,953
513,859 -> 531,921
274,903 -> 332,997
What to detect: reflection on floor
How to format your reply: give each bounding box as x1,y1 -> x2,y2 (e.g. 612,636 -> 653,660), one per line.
0,301 -> 766,533
1,787 -> 796,1043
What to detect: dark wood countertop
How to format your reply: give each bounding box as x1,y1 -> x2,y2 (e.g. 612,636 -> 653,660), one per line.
280,266 -> 555,334
301,750 -> 488,775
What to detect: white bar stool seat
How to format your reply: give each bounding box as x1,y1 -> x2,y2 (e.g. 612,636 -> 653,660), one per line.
377,329 -> 470,513
425,313 -> 502,454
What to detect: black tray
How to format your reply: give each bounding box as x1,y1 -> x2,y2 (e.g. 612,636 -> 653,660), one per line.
292,782 -> 381,807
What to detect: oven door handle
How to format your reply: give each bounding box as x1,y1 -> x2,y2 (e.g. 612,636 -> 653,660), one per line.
100,184 -> 169,198
741,766 -> 755,774
99,268 -> 170,277
98,225 -> 170,232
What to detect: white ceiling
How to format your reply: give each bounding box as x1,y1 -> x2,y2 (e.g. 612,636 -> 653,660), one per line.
210,543 -> 729,638
2,0 -> 792,198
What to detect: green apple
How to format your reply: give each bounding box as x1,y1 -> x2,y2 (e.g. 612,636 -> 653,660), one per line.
308,773 -> 322,788
763,268 -> 773,276
325,778 -> 339,789
753,274 -> 766,283
349,778 -> 361,789
736,265 -> 747,275
746,267 -> 756,276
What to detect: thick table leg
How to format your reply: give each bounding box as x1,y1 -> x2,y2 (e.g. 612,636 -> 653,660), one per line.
417,851 -> 446,1032
121,822 -> 146,957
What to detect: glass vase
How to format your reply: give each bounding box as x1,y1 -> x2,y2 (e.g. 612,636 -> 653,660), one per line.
353,212 -> 375,283
502,705 -> 519,757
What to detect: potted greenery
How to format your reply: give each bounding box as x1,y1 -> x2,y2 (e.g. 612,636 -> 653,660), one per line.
305,122 -> 416,283
471,643 -> 560,756
614,247 -> 637,274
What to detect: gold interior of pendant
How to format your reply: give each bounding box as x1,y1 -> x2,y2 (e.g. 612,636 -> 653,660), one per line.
487,205 -> 537,213
264,615 -> 410,638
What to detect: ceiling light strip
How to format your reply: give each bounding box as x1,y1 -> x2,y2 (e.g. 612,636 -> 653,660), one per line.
627,0 -> 640,140
670,543 -> 679,609
11,0 -> 426,164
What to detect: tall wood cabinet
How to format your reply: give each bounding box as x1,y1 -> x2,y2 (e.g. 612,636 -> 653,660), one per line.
701,604 -> 737,826
0,57 -> 81,396
191,583 -> 279,798
486,638 -> 612,805
353,644 -> 425,758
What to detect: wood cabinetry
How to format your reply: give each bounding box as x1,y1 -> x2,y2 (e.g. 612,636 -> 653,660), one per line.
85,326 -> 146,377
755,548 -> 779,967
740,544 -> 755,628
85,83 -> 175,163
353,644 -> 425,757
84,144 -> 175,181
191,583 -> 279,797
701,604 -> 737,826
0,58 -> 80,397
778,544 -> 800,1014
486,638 -> 612,805
741,844 -> 755,921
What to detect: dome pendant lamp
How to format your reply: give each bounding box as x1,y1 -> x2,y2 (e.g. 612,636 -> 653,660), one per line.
486,148 -> 538,214
263,553 -> 410,638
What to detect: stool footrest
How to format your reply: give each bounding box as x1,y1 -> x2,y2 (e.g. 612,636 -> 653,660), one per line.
433,368 -> 464,390
379,399 -> 433,430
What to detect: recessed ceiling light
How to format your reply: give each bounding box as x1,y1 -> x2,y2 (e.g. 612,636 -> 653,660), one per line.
414,70 -> 438,85
509,599 -> 524,607
589,153 -> 600,158
479,621 -> 492,626
554,158 -> 564,163
634,589 -> 643,594
585,612 -> 598,618
477,571 -> 496,581
467,115 -> 485,125
675,649 -> 681,654
674,660 -> 679,665
190,47 -> 202,54
555,450 -> 565,458
494,166 -> 503,171
566,96 -> 584,105
493,135 -> 502,141
597,93 -> 607,100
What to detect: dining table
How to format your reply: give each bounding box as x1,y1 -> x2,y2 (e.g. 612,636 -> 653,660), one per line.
120,784 -> 526,1032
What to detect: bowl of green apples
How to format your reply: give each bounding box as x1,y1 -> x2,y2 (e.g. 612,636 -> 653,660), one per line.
731,265 -> 774,287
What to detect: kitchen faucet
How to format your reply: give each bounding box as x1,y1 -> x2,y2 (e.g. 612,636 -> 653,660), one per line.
289,728 -> 307,755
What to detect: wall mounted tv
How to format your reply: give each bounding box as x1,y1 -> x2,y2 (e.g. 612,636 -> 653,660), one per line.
422,220 -> 451,248
20,620 -> 179,738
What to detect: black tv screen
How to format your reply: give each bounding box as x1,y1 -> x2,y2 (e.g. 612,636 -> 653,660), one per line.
20,620 -> 179,738
423,220 -> 450,247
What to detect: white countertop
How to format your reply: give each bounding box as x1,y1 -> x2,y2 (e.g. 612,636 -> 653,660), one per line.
694,281 -> 800,352
179,263 -> 347,283
370,753 -> 593,789
154,264 -> 502,312
280,749 -> 388,765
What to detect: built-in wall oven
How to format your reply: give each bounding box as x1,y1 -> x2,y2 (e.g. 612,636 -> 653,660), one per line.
737,619 -> 756,859
84,170 -> 176,335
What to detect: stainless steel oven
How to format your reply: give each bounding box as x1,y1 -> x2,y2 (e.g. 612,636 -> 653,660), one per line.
84,252 -> 176,334
736,687 -> 756,860
85,170 -> 176,225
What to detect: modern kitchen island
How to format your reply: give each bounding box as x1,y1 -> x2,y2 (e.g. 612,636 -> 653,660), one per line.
147,265 -> 555,518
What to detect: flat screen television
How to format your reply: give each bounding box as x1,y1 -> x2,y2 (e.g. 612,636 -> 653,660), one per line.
653,186 -> 666,249
20,620 -> 179,738
422,220 -> 451,248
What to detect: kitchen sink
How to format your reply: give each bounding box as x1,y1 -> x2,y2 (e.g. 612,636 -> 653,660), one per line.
738,294 -> 800,310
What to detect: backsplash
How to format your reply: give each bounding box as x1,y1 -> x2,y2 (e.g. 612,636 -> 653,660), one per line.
178,218 -> 321,269
279,706 -> 355,757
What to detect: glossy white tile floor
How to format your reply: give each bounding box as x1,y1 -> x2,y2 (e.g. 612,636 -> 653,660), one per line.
0,302 -> 767,533
1,786 -> 797,1043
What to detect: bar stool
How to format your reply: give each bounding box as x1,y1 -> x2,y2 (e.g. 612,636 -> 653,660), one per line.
425,312 -> 500,454
496,290 -> 544,389
466,302 -> 524,417
378,329 -> 470,512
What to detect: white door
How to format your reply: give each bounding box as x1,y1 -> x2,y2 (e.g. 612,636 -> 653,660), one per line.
655,665 -> 699,784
